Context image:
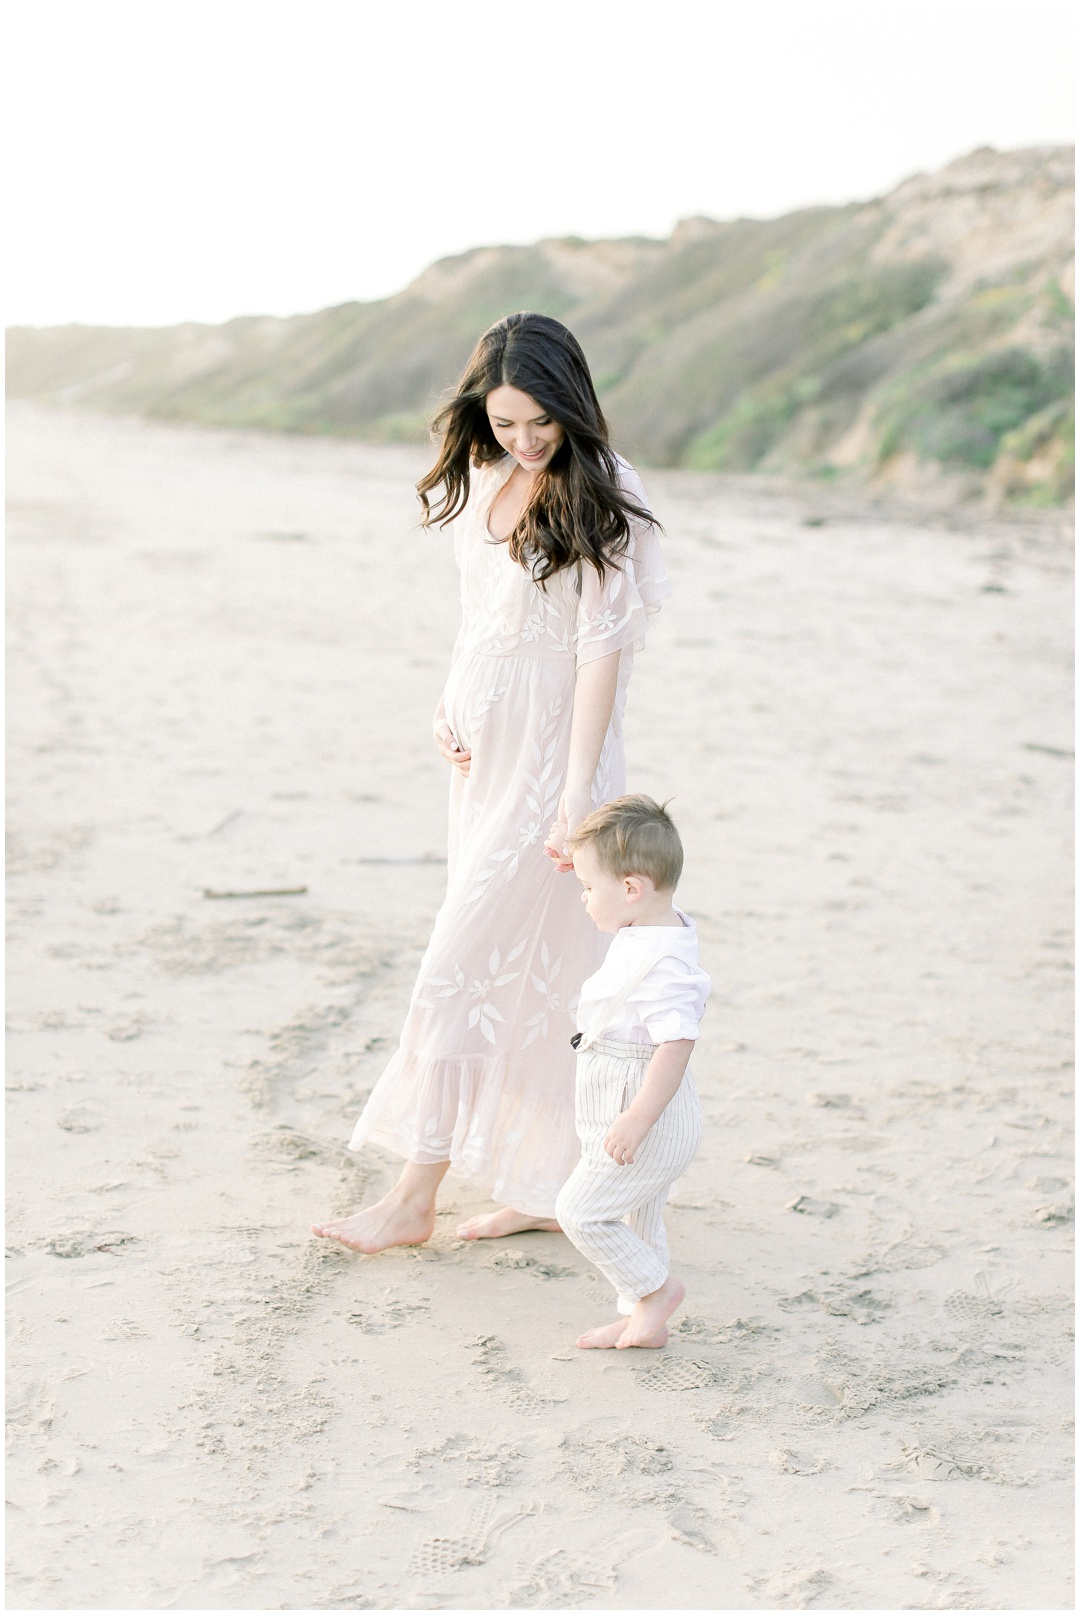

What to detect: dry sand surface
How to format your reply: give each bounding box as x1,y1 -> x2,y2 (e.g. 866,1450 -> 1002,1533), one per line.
6,403 -> 1074,1611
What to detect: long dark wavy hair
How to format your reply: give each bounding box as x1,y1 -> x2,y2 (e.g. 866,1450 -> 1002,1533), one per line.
417,312 -> 656,583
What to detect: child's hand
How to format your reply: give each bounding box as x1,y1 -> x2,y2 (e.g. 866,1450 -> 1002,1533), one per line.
544,816 -> 573,871
603,1110 -> 650,1166
545,792 -> 592,872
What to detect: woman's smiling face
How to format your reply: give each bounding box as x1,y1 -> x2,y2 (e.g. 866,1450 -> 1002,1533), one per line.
485,384 -> 565,473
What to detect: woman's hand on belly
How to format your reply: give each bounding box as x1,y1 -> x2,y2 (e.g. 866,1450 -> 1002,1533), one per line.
433,715 -> 471,776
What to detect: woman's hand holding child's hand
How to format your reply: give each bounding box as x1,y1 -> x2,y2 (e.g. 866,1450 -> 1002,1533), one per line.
544,792 -> 592,872
603,1110 -> 651,1166
544,815 -> 572,870
433,717 -> 471,776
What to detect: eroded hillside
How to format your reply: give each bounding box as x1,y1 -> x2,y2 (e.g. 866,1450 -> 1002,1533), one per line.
7,145 -> 1073,504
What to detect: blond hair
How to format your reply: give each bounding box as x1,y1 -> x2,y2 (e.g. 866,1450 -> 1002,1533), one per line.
567,794 -> 683,890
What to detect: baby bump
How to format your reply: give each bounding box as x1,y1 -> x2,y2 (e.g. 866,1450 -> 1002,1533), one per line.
443,658 -> 511,753
444,654 -> 573,758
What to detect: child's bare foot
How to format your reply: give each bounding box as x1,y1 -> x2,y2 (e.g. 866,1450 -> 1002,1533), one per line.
574,1278 -> 686,1350
310,1194 -> 435,1254
617,1275 -> 685,1348
455,1207 -> 561,1240
576,1318 -> 629,1348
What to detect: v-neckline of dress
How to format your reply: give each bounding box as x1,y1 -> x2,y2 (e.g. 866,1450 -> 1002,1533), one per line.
484,455 -> 525,544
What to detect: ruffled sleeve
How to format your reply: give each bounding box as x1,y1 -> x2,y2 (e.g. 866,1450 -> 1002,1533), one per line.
574,458 -> 671,667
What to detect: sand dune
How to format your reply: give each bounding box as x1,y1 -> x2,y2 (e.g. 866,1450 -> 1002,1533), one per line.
6,403 -> 1073,1609
7,147 -> 1074,505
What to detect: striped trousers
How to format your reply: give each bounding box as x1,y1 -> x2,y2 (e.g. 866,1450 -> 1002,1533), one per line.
555,1037 -> 702,1313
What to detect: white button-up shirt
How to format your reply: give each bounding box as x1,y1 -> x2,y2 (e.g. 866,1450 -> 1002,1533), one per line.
575,908 -> 711,1045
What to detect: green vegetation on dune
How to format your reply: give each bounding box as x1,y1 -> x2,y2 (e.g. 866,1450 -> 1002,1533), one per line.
6,145 -> 1074,504
878,344 -> 1074,470
678,260 -> 947,471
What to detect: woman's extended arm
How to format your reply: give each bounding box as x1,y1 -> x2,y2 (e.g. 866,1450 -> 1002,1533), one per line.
565,649 -> 621,815
544,649 -> 620,865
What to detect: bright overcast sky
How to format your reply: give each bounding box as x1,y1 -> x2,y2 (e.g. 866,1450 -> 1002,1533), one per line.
6,0 -> 1074,328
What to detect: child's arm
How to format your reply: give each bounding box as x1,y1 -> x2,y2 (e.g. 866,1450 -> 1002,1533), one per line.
603,1040 -> 695,1165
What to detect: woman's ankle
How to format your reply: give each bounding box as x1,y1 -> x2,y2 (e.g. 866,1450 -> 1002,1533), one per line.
392,1186 -> 437,1213
393,1160 -> 451,1210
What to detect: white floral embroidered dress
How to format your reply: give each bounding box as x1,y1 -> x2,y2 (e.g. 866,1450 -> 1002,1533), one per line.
349,454 -> 669,1214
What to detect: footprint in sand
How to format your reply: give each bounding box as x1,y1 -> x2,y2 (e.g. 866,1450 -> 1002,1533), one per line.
636,1355 -> 721,1393
408,1491 -> 532,1577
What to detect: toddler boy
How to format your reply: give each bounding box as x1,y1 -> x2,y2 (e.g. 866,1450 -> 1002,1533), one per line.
555,795 -> 710,1349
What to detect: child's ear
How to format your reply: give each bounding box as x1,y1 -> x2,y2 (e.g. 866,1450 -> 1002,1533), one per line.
624,874 -> 646,903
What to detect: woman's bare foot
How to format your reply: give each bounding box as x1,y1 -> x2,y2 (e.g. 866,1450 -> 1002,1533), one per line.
311,1194 -> 435,1255
455,1206 -> 561,1240
575,1276 -> 686,1350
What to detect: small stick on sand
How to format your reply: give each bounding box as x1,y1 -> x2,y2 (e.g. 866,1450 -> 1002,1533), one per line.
350,855 -> 447,865
206,809 -> 243,837
202,886 -> 308,899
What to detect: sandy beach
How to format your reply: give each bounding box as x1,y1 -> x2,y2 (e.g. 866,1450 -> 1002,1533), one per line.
6,402 -> 1073,1610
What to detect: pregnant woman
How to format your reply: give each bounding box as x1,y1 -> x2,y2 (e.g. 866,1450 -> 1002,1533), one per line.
312,311 -> 668,1251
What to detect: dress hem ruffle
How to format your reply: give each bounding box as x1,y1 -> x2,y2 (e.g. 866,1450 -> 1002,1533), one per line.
349,1045 -> 580,1219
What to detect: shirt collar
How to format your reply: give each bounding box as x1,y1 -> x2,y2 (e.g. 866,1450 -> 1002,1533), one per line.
612,907 -> 697,951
